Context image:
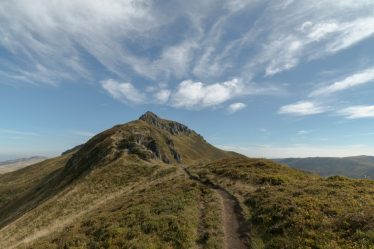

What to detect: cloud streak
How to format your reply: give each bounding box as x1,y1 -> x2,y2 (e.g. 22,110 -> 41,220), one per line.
0,129 -> 39,136
311,68 -> 374,96
279,101 -> 327,116
338,105 -> 374,119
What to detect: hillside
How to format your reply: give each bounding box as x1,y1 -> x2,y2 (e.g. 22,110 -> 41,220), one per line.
0,112 -> 237,249
0,112 -> 373,249
0,156 -> 47,174
189,158 -> 374,248
276,156 -> 374,179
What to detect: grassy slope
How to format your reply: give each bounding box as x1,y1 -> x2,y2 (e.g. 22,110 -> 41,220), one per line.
0,154 -> 224,249
0,155 -> 69,210
2,153 -> 373,248
189,157 -> 374,249
0,113 -> 231,249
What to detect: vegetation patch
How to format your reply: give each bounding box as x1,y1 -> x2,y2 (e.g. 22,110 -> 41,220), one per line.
190,158 -> 374,249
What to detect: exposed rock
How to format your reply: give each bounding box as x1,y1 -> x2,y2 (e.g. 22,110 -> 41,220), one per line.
139,111 -> 193,136
166,138 -> 181,162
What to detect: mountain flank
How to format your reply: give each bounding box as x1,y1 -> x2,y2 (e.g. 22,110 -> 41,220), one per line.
0,112 -> 373,249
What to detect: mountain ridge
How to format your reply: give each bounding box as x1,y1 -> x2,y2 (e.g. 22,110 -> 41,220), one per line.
0,112 -> 373,249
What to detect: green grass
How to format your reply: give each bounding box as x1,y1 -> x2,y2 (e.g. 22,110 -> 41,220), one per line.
0,154 -> 225,249
196,187 -> 224,249
30,171 -> 201,249
0,155 -> 69,210
190,157 -> 374,249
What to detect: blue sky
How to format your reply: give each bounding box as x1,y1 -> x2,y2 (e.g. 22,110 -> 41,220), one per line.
1,0 -> 374,160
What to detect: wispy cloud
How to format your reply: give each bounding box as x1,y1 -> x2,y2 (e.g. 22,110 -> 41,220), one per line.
338,105 -> 374,119
278,101 -> 327,116
0,129 -> 38,136
1,1 -> 372,86
239,2 -> 374,77
311,68 -> 374,96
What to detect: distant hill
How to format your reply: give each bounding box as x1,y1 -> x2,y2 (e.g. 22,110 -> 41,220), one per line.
0,156 -> 47,174
0,112 -> 373,249
275,156 -> 374,179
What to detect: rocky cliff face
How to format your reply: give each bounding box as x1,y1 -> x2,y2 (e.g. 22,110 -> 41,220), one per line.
139,111 -> 193,136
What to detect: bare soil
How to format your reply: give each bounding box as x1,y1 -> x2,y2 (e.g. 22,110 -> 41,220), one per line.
215,188 -> 247,249
182,167 -> 248,249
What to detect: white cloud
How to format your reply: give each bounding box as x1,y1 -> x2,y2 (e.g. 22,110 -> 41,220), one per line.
170,78 -> 281,109
101,79 -> 146,104
227,102 -> 246,113
170,78 -> 253,109
170,78 -> 246,109
279,101 -> 327,116
101,77 -> 280,109
311,68 -> 374,96
338,105 -> 374,119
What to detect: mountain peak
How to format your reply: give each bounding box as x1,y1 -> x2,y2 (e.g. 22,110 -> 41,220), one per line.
139,111 -> 192,136
64,111 -> 232,174
139,111 -> 161,123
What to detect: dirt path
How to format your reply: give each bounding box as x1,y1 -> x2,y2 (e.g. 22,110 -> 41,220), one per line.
182,167 -> 247,249
216,188 -> 247,249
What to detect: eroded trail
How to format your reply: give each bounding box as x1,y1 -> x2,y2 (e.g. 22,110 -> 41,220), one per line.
182,167 -> 247,249
216,188 -> 247,249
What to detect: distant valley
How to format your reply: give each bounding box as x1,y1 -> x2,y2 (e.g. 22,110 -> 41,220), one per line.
276,156 -> 374,179
0,156 -> 47,174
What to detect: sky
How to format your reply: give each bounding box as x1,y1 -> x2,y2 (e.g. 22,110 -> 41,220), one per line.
1,0 -> 374,160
